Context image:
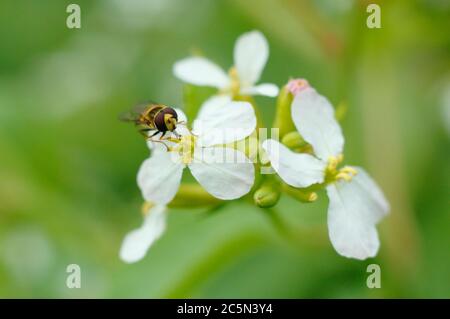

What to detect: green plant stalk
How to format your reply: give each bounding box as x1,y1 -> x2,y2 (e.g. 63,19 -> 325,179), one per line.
273,84 -> 295,138
282,183 -> 318,203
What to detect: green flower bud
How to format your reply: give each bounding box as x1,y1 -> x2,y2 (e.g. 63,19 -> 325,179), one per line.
281,131 -> 307,149
254,182 -> 281,208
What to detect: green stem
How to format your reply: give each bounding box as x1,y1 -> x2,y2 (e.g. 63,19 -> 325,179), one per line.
282,183 -> 318,203
273,85 -> 295,138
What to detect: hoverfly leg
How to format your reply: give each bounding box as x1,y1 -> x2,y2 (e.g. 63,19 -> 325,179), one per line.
173,130 -> 181,139
139,128 -> 153,138
149,130 -> 161,138
158,131 -> 167,140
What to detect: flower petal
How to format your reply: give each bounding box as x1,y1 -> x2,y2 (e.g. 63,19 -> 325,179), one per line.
173,107 -> 190,136
326,167 -> 389,260
137,151 -> 184,204
262,139 -> 326,188
173,56 -> 230,88
234,30 -> 269,86
241,83 -> 279,97
119,205 -> 167,263
291,87 -> 344,161
174,107 -> 188,123
193,96 -> 256,147
188,147 -> 254,200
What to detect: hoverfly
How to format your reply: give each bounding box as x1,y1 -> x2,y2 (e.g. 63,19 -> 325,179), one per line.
119,102 -> 183,140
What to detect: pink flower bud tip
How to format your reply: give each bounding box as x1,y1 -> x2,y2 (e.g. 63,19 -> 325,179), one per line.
287,78 -> 310,96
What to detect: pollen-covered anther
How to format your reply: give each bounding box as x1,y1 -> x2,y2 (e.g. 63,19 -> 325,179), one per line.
335,166 -> 358,182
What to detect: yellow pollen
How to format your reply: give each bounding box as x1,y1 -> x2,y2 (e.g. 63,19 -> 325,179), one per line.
171,134 -> 196,164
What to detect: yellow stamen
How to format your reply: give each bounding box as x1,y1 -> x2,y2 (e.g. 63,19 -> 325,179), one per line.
325,155 -> 357,184
340,166 -> 358,176
173,134 -> 196,165
335,173 -> 352,182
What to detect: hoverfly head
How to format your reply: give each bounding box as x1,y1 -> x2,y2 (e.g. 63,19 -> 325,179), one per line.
155,107 -> 178,132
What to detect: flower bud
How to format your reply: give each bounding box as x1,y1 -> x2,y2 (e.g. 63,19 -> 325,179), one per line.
254,182 -> 281,208
281,131 -> 307,149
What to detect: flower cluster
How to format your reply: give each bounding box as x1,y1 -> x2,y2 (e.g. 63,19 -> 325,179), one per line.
120,31 -> 390,263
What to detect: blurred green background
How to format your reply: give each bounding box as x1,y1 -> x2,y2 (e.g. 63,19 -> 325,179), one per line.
0,0 -> 449,298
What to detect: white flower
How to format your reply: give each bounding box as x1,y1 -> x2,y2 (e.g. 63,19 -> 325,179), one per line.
138,96 -> 256,205
119,204 -> 167,263
173,30 -> 279,97
262,82 -> 390,260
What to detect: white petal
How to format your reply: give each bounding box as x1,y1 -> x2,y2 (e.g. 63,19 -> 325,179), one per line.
349,167 -> 390,222
174,107 -> 187,123
291,88 -> 344,161
188,147 -> 254,200
137,151 -> 184,204
173,107 -> 190,136
119,205 -> 167,263
241,83 -> 279,97
326,167 -> 390,260
193,96 -> 256,147
262,139 -> 326,188
146,138 -> 169,153
173,57 -> 230,88
234,30 -> 269,86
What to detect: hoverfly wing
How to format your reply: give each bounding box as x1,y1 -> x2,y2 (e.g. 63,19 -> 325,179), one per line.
118,101 -> 156,123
